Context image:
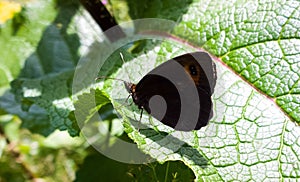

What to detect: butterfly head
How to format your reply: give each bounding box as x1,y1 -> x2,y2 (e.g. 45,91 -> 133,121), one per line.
124,82 -> 136,95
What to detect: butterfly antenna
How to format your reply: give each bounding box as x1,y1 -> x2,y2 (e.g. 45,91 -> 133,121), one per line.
119,52 -> 132,82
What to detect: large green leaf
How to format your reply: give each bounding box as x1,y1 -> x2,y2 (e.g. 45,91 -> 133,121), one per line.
98,0 -> 300,181
0,0 -> 57,94
0,0 -> 85,136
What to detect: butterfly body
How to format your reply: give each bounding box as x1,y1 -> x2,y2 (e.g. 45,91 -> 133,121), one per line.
125,52 -> 216,131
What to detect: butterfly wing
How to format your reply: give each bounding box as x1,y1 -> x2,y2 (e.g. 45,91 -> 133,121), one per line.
134,74 -> 181,129
134,52 -> 216,131
174,52 -> 217,95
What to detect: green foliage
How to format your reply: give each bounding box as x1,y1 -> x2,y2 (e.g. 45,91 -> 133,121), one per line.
75,149 -> 195,182
0,0 -> 300,181
0,117 -> 86,182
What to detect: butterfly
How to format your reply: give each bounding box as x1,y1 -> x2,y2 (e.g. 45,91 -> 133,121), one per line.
123,51 -> 217,131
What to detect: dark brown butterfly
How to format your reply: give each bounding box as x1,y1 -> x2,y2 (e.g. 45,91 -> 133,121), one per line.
124,51 -> 217,131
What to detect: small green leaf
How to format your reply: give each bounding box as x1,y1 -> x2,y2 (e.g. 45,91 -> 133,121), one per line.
74,88 -> 111,128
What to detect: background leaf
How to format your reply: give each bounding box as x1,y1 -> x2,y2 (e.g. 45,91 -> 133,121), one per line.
0,0 -> 56,94
75,151 -> 195,182
0,0 -> 85,136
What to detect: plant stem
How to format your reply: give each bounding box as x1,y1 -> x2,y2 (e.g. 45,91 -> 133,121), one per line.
164,161 -> 170,182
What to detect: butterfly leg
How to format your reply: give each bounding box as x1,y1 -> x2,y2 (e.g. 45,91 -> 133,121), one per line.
137,108 -> 143,131
114,95 -> 132,110
125,94 -> 131,103
124,94 -> 134,106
